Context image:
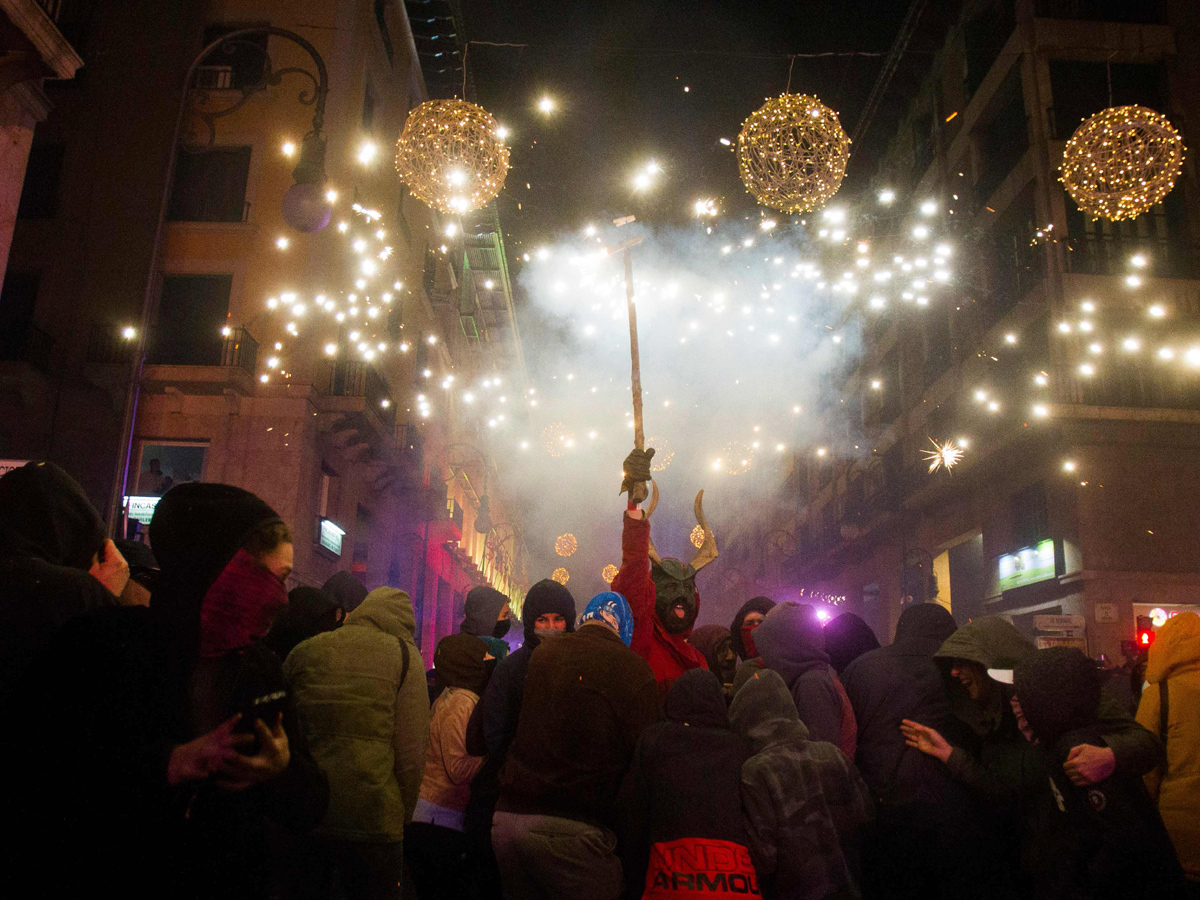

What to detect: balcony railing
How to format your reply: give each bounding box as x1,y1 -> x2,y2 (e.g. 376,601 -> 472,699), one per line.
35,0 -> 91,47
0,323 -> 53,373
146,326 -> 257,376
1034,0 -> 1167,24
323,359 -> 396,427
1072,367 -> 1200,411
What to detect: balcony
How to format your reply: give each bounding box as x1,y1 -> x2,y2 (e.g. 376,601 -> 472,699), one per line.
322,359 -> 396,428
86,325 -> 136,365
145,326 -> 257,376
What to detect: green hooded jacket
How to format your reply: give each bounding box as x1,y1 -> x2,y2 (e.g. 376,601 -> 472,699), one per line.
284,587 -> 431,841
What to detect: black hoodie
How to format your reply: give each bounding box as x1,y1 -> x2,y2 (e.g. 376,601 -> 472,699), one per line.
0,462 -> 116,708
842,603 -> 959,805
618,669 -> 755,898
1009,649 -> 1188,900
463,578 -> 577,834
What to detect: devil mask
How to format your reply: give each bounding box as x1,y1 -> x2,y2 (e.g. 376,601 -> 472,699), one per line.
645,486 -> 718,637
652,558 -> 700,634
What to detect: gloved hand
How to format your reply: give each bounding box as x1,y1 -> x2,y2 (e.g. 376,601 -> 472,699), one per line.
620,447 -> 655,500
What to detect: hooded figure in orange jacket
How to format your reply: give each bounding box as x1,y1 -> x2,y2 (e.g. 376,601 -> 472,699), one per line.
612,447 -> 716,699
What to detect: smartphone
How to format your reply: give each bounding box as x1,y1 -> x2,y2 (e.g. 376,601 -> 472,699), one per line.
233,689 -> 288,735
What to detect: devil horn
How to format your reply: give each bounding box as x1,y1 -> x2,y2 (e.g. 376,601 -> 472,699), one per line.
689,489 -> 718,572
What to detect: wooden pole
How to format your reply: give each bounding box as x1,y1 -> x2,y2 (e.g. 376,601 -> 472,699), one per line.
624,245 -> 644,451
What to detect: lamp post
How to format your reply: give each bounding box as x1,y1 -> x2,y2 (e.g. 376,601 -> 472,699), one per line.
107,27 -> 331,534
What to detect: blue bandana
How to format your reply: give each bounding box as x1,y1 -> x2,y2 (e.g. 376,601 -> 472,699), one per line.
578,591 -> 634,646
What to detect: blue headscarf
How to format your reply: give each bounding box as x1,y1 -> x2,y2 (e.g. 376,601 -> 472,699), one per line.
578,591 -> 634,646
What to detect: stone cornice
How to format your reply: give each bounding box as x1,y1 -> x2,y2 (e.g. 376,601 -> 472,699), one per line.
0,0 -> 84,79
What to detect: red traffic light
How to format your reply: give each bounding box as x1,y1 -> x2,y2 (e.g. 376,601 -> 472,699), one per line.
1136,615 -> 1156,648
1139,630 -> 1154,646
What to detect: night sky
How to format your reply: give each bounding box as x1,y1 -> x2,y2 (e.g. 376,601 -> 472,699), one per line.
460,1 -> 914,246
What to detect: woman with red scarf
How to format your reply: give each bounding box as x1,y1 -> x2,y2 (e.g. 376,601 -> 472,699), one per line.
13,483 -> 328,900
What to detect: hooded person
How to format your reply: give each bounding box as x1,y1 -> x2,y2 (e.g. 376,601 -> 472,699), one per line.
463,578 -> 578,896
493,591 -> 659,900
12,482 -> 329,900
264,585 -> 343,661
729,669 -> 872,900
461,584 -> 513,661
932,616 -> 1159,782
841,603 -> 990,899
406,634 -> 492,899
688,624 -> 738,692
823,612 -> 880,675
321,570 -> 368,615
283,586 -> 430,900
754,601 -> 858,758
1136,611 -> 1200,886
618,669 -> 757,898
0,461 -> 126,708
730,597 -> 776,662
1006,648 -> 1187,900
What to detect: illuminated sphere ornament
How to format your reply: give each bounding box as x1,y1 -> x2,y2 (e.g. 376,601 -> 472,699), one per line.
601,564 -> 619,585
721,441 -> 753,476
395,99 -> 510,214
542,423 -> 574,458
551,567 -> 570,585
554,533 -> 578,557
647,436 -> 674,472
1060,105 -> 1185,221
736,93 -> 850,214
690,525 -> 705,549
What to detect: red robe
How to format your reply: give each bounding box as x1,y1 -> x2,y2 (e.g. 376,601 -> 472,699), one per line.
611,511 -> 708,699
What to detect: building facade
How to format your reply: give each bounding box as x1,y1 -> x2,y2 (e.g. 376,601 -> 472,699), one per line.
720,0 -> 1200,660
0,0 -> 528,663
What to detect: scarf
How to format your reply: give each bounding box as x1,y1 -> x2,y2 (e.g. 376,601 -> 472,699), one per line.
198,549 -> 288,658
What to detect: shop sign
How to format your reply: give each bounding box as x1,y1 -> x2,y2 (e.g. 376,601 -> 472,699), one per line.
0,459 -> 30,476
124,495 -> 161,525
997,540 -> 1055,591
319,518 -> 346,556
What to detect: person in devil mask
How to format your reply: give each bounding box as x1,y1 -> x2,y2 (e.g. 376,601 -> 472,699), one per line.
611,447 -> 716,700
460,585 -> 512,662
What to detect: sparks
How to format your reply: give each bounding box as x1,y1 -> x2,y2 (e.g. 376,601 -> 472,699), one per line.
923,438 -> 964,474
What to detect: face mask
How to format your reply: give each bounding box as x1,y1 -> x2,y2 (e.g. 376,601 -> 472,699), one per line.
493,618 -> 511,639
741,623 -> 760,659
534,626 -> 566,642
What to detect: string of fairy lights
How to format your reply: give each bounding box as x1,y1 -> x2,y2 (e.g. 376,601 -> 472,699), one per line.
202,80 -> 1185,589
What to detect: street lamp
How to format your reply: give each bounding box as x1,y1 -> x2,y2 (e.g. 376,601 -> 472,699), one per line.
107,27 -> 331,533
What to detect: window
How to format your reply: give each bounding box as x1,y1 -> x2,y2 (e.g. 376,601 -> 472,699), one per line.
924,308 -> 953,386
0,271 -> 43,364
168,147 -> 252,222
151,274 -> 232,365
133,442 -> 207,498
1012,482 -> 1048,549
319,464 -> 340,519
197,25 -> 268,90
975,72 -> 1028,202
374,0 -> 395,66
18,143 -> 65,219
1049,61 -> 1166,140
353,504 -> 371,576
963,4 -> 1016,101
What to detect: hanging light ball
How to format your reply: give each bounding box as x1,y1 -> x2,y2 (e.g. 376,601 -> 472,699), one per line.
721,441 -> 754,476
647,436 -> 674,472
736,93 -> 850,214
1060,105 -> 1185,221
690,525 -> 706,548
395,99 -> 511,214
542,423 -> 574,458
551,567 -> 570,585
601,564 -> 619,585
554,533 -> 578,557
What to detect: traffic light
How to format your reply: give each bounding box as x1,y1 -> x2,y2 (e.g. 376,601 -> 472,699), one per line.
1136,615 -> 1156,648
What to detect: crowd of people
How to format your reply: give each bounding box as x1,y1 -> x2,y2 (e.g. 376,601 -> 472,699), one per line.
0,458 -> 1197,900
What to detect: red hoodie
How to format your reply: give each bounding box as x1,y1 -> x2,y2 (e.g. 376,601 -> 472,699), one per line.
612,512 -> 708,699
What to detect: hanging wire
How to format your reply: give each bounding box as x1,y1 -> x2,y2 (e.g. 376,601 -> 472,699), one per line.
785,54 -> 797,93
